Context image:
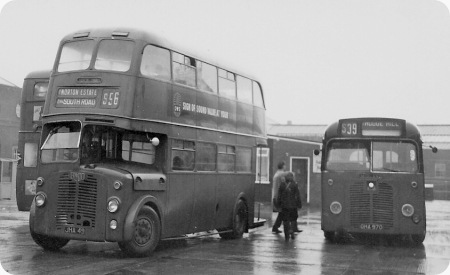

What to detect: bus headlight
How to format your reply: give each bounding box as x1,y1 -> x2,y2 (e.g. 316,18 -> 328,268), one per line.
401,204 -> 414,217
411,181 -> 418,188
330,201 -> 342,214
35,192 -> 47,207
328,179 -> 333,186
37,177 -> 44,187
107,198 -> 120,213
113,181 -> 123,190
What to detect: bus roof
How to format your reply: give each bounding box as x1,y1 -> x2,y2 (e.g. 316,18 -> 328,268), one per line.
60,28 -> 261,83
25,70 -> 51,79
323,117 -> 422,141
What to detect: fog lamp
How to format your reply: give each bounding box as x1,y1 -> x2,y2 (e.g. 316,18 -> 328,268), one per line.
411,181 -> 418,188
110,220 -> 118,230
412,214 -> 421,224
37,177 -> 44,186
107,198 -> 120,213
401,204 -> 414,217
35,192 -> 47,207
113,181 -> 123,190
328,179 -> 333,186
330,201 -> 342,214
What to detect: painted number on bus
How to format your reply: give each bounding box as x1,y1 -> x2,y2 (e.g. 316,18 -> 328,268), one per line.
101,90 -> 120,109
341,122 -> 357,136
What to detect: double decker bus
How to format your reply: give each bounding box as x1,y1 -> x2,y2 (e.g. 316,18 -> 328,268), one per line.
16,70 -> 50,211
318,117 -> 426,244
29,28 -> 267,256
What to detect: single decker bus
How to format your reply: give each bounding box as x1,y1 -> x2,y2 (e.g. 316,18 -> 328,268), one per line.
16,70 -> 50,211
29,28 -> 267,256
318,117 -> 426,244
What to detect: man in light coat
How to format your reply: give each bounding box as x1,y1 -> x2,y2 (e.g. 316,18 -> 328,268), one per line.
272,161 -> 286,233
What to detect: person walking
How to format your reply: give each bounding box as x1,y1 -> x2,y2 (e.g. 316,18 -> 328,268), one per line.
277,172 -> 302,241
271,161 -> 286,233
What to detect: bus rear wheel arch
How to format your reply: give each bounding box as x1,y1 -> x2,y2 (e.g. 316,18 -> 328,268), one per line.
219,199 -> 248,239
118,205 -> 161,257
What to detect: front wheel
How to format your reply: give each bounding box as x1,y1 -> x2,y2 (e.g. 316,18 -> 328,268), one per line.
219,199 -> 248,239
118,206 -> 161,257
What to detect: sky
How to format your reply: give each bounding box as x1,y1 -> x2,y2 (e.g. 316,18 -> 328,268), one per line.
0,0 -> 450,125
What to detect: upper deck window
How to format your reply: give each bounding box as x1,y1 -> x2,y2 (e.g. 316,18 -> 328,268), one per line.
237,76 -> 252,104
140,45 -> 171,81
253,81 -> 264,108
197,61 -> 217,93
172,52 -> 196,87
58,40 -> 95,72
218,69 -> 236,99
94,40 -> 134,72
33,82 -> 48,99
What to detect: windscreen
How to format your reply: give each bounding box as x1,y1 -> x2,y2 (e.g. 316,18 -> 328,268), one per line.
325,140 -> 419,172
325,141 -> 370,171
372,141 -> 418,172
41,122 -> 81,163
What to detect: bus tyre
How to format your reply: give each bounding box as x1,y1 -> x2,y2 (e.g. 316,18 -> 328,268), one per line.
30,229 -> 69,251
411,232 -> 425,244
118,206 -> 161,257
219,199 -> 248,239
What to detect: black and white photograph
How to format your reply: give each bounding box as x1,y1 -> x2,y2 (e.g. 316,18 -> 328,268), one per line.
0,0 -> 449,274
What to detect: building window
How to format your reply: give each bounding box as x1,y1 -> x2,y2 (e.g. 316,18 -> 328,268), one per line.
12,146 -> 19,160
256,147 -> 270,183
435,163 -> 446,178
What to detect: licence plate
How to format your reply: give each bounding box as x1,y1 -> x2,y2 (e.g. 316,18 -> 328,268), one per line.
64,226 -> 85,235
360,223 -> 383,230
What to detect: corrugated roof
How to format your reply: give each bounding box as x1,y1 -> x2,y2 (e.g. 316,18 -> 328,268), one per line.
0,76 -> 18,88
268,124 -> 450,147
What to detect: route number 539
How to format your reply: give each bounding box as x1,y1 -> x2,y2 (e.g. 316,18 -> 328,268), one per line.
342,123 -> 357,135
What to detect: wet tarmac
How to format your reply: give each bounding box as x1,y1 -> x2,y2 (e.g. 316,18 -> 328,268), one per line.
0,200 -> 449,275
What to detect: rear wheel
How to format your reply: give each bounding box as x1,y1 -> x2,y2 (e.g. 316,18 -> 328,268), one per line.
219,199 -> 248,239
118,206 -> 161,257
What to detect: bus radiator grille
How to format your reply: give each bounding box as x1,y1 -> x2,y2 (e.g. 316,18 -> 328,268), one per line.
350,183 -> 394,230
372,183 -> 394,229
56,172 -> 98,229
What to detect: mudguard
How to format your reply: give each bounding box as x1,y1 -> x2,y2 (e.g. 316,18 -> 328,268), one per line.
123,195 -> 164,241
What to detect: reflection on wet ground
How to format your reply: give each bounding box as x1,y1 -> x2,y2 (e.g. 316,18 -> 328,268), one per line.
0,200 -> 449,274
